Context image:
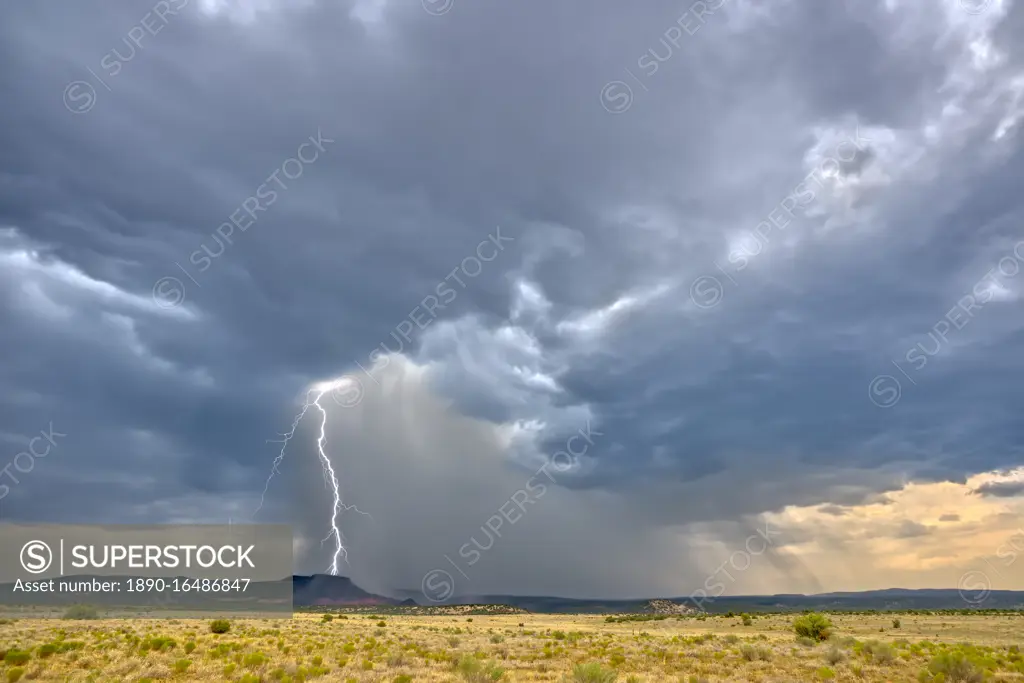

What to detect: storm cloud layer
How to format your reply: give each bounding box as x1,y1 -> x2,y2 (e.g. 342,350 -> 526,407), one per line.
2,0 -> 1024,598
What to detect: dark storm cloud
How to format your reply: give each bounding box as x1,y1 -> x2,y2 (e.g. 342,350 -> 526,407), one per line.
974,480 -> 1024,498
1,0 -> 1023,596
893,520 -> 933,539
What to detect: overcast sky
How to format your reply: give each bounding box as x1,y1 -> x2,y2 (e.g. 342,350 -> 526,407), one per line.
2,0 -> 1024,601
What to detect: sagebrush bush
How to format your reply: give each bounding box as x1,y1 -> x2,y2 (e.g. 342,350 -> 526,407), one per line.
455,655 -> 505,682
793,613 -> 833,642
739,644 -> 771,661
927,651 -> 985,683
572,662 -> 617,682
824,645 -> 846,665
3,650 -> 30,666
209,619 -> 231,634
862,640 -> 896,665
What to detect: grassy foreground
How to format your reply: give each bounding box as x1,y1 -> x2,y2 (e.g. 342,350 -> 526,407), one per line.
1,611 -> 1022,681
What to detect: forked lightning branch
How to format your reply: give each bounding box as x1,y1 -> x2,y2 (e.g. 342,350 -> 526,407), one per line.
256,377 -> 370,576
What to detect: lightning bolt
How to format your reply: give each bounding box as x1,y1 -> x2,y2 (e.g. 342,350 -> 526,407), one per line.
255,378 -> 369,575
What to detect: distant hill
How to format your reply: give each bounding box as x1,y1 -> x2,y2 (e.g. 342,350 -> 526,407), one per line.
381,583 -> 1024,613
698,588 -> 1024,612
3,574 -> 1022,613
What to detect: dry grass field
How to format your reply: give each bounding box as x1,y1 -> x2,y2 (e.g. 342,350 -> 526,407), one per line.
1,610 -> 1022,682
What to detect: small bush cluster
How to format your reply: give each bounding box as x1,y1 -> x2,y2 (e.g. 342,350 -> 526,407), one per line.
739,643 -> 772,661
454,655 -> 505,682
210,619 -> 231,634
572,662 -> 617,682
923,651 -> 985,682
793,613 -> 833,642
859,640 -> 896,665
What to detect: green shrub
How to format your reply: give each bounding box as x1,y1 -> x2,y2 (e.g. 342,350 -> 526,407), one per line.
862,640 -> 896,665
893,618 -> 901,629
793,613 -> 833,642
739,644 -> 771,661
394,676 -> 413,683
140,636 -> 176,652
322,614 -> 334,622
210,619 -> 231,634
63,604 -> 99,619
243,652 -> 268,668
572,662 -> 617,682
172,659 -> 191,674
927,652 -> 984,683
741,613 -> 752,626
454,655 -> 505,682
6,668 -> 25,683
4,650 -> 30,666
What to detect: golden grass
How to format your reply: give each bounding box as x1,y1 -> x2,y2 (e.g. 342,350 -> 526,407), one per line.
0,611 -> 1022,681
